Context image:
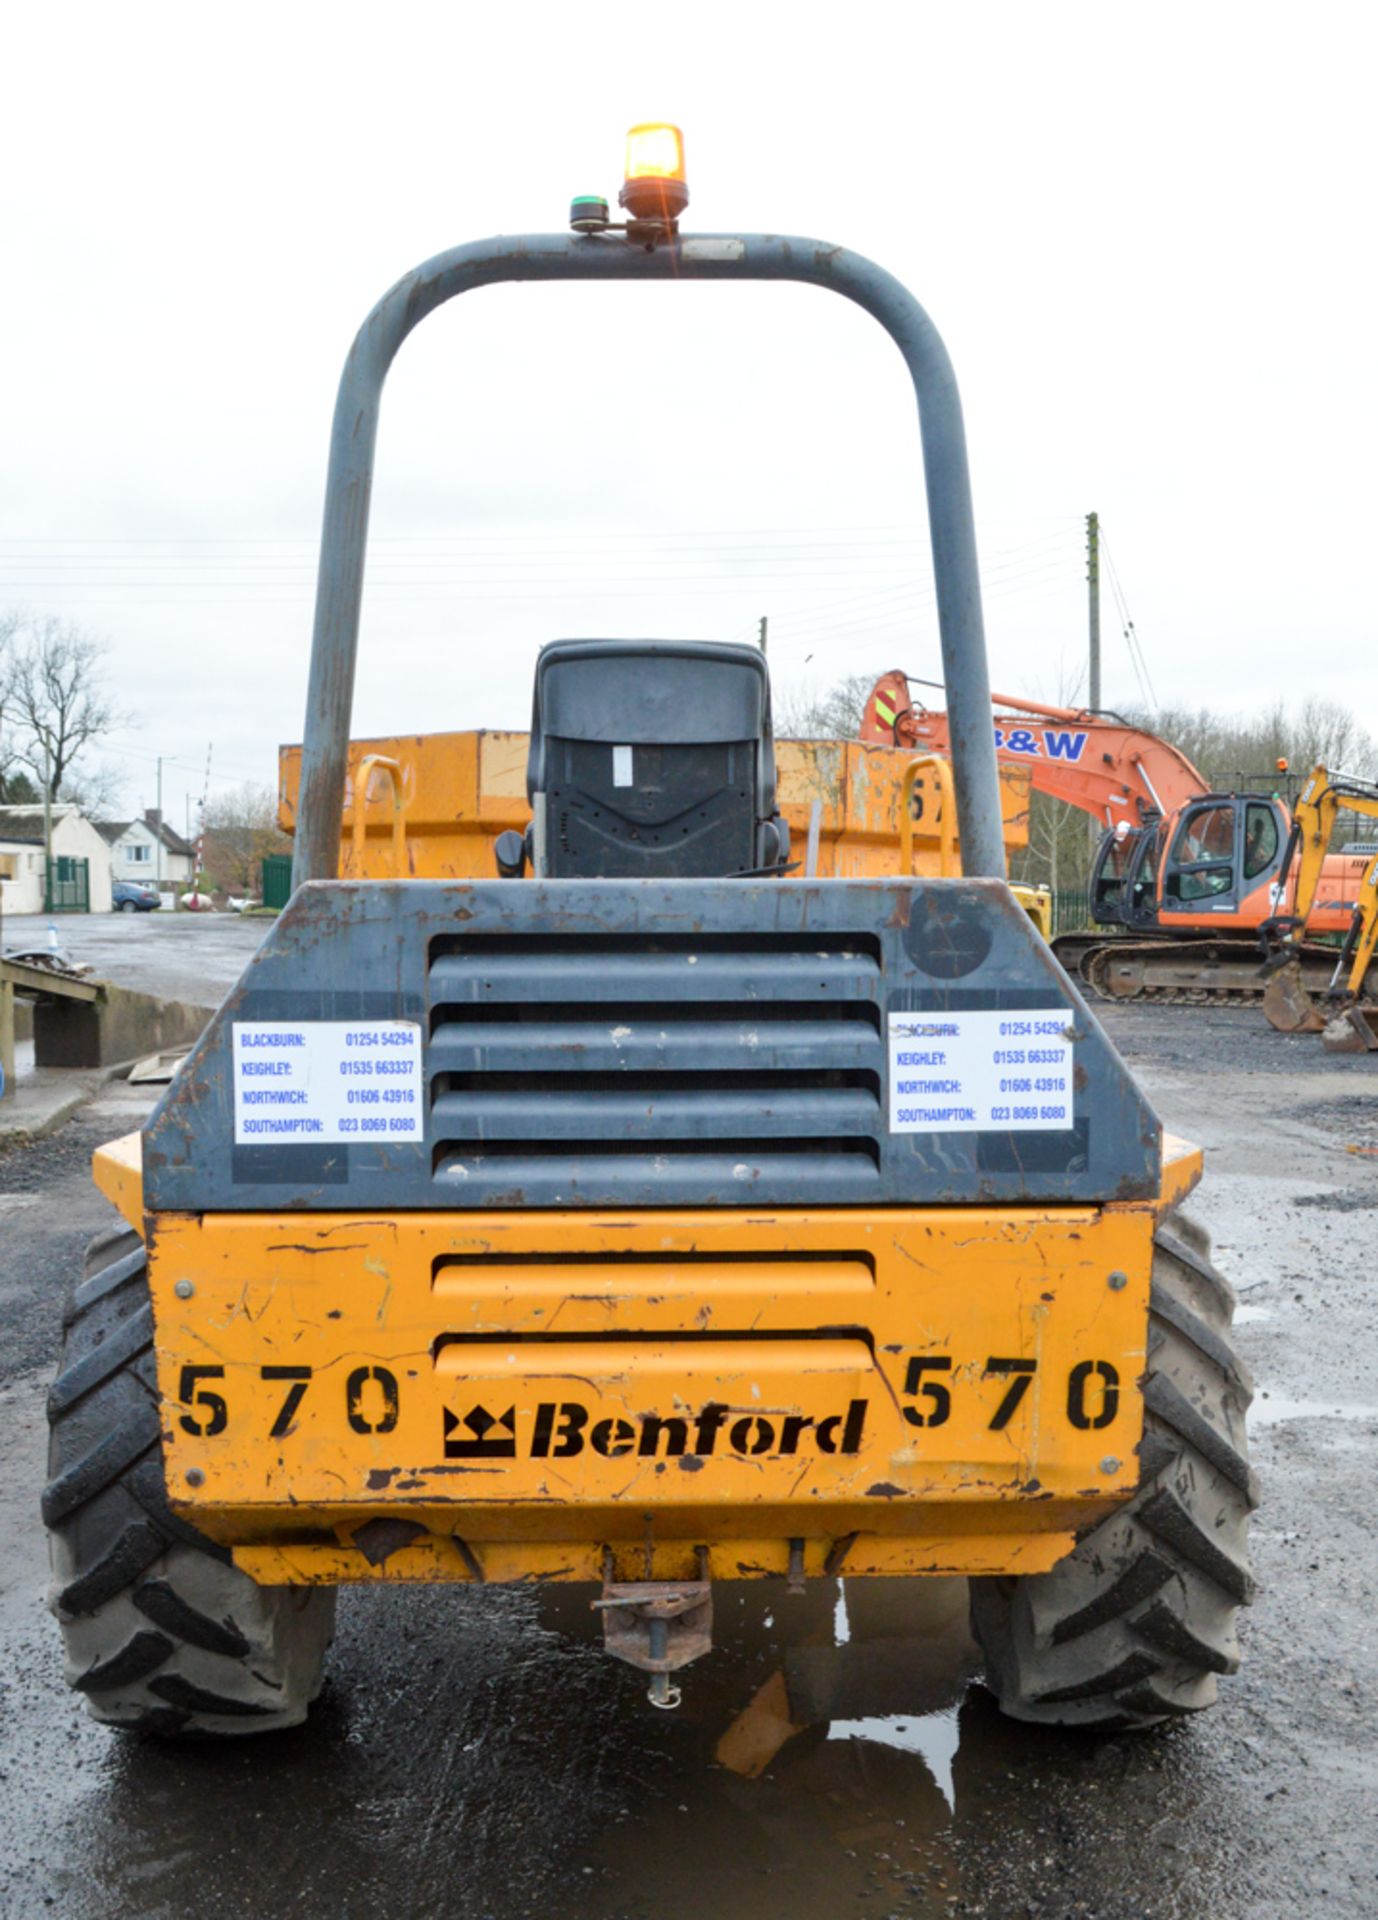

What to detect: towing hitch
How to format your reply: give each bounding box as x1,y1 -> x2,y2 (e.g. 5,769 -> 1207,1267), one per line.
593,1574 -> 714,1710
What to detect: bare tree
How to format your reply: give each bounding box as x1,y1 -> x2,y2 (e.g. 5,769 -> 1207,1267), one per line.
0,610 -> 24,800
1011,789 -> 1087,896
200,783 -> 290,897
1119,698 -> 1378,789
7,616 -> 127,801
774,672 -> 877,739
59,762 -> 127,819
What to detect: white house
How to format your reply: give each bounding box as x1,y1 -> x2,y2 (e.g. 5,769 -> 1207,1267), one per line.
97,810 -> 197,889
0,813 -> 45,918
0,805 -> 115,915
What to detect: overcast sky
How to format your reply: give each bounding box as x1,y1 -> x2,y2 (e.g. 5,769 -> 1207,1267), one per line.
2,1 -> 1374,834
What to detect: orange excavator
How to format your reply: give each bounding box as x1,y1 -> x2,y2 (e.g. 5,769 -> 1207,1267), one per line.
861,670 -> 1374,1007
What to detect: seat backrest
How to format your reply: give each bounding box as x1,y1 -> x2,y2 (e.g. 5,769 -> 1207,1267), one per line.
525,639 -> 786,878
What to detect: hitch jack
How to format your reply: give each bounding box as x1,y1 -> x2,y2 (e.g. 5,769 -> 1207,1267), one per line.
593,1575 -> 713,1711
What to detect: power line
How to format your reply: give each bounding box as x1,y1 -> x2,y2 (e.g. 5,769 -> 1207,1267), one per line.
0,528 -> 1083,598
1099,529 -> 1158,709
767,558 -> 1081,655
0,517 -> 1084,552
0,537 -> 1081,576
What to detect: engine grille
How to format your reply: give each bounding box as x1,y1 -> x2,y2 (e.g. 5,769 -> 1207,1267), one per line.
428,932 -> 884,1200
142,876 -> 1161,1212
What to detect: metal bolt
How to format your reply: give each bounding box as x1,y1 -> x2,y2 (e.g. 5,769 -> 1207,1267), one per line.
1108,1271 -> 1128,1291
186,1467 -> 205,1488
646,1615 -> 682,1709
1099,1456 -> 1121,1475
175,1279 -> 194,1299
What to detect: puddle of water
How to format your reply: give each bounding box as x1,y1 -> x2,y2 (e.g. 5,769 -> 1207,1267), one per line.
828,1705 -> 962,1813
13,1556 -> 1260,1920
557,1576 -> 979,1918
1251,1394 -> 1378,1425
714,1578 -> 974,1800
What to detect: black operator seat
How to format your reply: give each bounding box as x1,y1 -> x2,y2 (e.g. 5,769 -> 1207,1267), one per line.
520,638 -> 790,880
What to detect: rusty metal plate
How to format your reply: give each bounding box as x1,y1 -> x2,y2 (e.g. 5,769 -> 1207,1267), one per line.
147,1205 -> 1152,1544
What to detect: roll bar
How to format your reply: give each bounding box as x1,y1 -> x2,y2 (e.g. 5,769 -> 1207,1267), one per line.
293,230 -> 1007,886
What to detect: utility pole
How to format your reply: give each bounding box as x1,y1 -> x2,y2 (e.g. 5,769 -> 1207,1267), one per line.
1086,511 -> 1101,712
757,615 -> 768,656
1086,511 -> 1102,869
42,736 -> 53,915
195,742 -> 214,899
155,755 -> 163,890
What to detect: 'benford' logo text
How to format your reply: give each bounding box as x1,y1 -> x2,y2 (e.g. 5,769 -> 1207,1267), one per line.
443,1400 -> 869,1462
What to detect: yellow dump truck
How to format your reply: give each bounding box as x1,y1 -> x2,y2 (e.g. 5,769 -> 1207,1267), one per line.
277,726 -> 1050,935
44,129 -> 1251,1738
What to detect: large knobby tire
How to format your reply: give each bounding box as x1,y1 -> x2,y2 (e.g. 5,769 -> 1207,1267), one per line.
970,1211 -> 1257,1730
43,1225 -> 335,1736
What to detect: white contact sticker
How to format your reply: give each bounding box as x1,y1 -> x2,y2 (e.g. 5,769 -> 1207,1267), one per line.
232,1021 -> 423,1145
888,1009 -> 1074,1134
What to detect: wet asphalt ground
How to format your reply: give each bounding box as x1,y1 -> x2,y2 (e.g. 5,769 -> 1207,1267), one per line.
1,911 -> 265,1010
0,916 -> 1375,1918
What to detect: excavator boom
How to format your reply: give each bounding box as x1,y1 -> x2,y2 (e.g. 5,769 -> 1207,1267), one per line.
860,668 -> 1207,830
1267,767 -> 1378,939
1261,767 -> 1378,1035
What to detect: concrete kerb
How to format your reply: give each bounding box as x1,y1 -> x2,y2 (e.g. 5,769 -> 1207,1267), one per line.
0,1062 -> 130,1154
1,973 -> 210,1151
0,1050 -> 167,1152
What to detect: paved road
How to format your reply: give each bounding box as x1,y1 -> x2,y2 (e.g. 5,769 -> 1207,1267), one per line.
0,1003 -> 1374,1918
1,911 -> 267,1009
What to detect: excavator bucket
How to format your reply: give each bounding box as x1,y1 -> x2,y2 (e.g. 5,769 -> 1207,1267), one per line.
1262,960 -> 1327,1033
1323,1004 -> 1378,1053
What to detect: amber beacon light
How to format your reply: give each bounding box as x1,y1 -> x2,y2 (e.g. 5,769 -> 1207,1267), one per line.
619,122 -> 689,223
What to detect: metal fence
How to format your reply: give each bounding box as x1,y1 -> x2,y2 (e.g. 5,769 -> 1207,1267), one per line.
45,857 -> 90,913
1051,888 -> 1092,938
261,854 -> 294,912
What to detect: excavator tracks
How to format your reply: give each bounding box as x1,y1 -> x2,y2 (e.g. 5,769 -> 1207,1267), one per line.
1052,936 -> 1347,1010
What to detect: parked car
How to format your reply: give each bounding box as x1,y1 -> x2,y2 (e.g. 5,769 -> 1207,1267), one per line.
112,880 -> 162,913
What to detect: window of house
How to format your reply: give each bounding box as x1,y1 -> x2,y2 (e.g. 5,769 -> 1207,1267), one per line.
0,853 -> 17,881
127,842 -> 151,863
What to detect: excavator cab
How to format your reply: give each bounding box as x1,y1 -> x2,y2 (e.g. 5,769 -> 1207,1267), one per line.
1161,800 -> 1241,909
1158,796 -> 1286,916
1092,797 -> 1289,933
1090,828 -> 1139,926
1089,822 -> 1161,930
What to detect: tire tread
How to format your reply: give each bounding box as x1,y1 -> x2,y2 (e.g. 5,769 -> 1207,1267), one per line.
969,1210 -> 1254,1730
45,1228 -> 334,1737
